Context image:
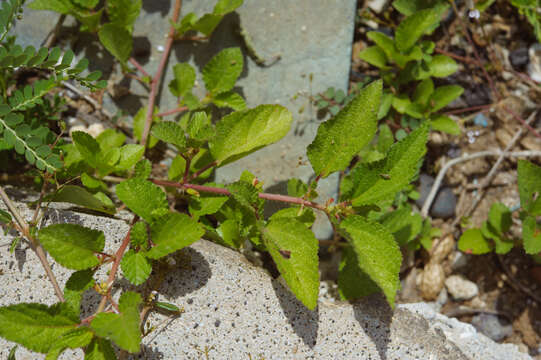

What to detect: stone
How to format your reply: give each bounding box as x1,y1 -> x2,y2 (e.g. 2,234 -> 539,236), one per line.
451,251 -> 469,270
509,47 -> 529,70
366,0 -> 390,13
528,43 -> 541,83
471,313 -> 513,342
13,1 -> 356,239
416,174 -> 457,219
0,199 -> 531,360
419,262 -> 446,301
431,234 -> 455,263
445,275 -> 479,301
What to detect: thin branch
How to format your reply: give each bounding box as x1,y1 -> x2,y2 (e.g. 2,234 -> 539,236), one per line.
156,106 -> 188,118
443,104 -> 493,115
42,14 -> 66,48
129,57 -> 150,78
140,0 -> 183,147
421,149 -> 541,217
186,160 -> 218,182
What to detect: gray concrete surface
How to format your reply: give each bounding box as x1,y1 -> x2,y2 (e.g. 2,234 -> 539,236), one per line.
13,0 -> 357,239
0,198 -> 531,359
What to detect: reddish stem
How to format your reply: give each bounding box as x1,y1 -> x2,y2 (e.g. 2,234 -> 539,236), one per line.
150,179 -> 328,212
443,104 -> 492,115
434,48 -> 481,66
503,105 -> 541,139
156,106 -> 189,118
129,57 -> 150,78
140,0 -> 183,147
187,161 -> 218,182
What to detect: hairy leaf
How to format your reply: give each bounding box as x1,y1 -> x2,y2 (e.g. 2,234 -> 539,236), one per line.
84,338 -> 116,360
168,63 -> 196,97
202,48 -> 243,95
395,7 -> 447,52
121,250 -> 152,285
64,269 -> 95,316
212,90 -> 246,110
115,178 -> 168,223
45,327 -> 93,360
523,215 -> 541,255
98,23 -> 132,63
517,160 -> 541,213
45,185 -> 115,214
116,144 -> 145,171
151,121 -> 186,149
107,0 -> 141,32
429,85 -> 464,112
338,246 -> 380,300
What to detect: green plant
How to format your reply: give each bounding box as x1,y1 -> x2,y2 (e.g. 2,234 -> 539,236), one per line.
0,1 -> 434,358
358,0 -> 464,136
509,0 -> 541,42
458,160 -> 541,256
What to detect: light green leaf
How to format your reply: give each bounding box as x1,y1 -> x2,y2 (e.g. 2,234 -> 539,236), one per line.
517,160 -> 541,213
202,48 -> 243,95
38,224 -> 104,270
378,92 -> 393,120
64,269 -> 94,316
98,23 -> 132,63
151,121 -> 186,150
263,218 -> 319,310
430,115 -> 460,135
429,54 -> 458,77
339,215 -> 401,308
133,106 -> 159,148
193,13 -> 222,36
350,123 -> 429,206
391,95 -> 423,118
84,338 -> 116,360
115,178 -> 168,223
96,129 -> 126,151
0,208 -> 12,223
28,0 -> 73,13
377,123 -> 394,154
395,7 -> 447,52
45,185 -> 115,214
269,207 -> 316,228
523,215 -> 541,254
134,158 -> 152,179
116,144 -> 145,171
45,328 -> 93,360
209,104 -> 292,165
307,80 -> 381,177
188,184 -> 229,218
366,31 -> 408,68
91,292 -> 141,353
72,131 -> 100,168
216,219 -> 242,249
168,63 -> 196,97
358,46 -> 388,69
0,303 -> 78,353
213,0 -> 243,15
144,212 -> 204,259
458,228 -> 492,254
481,222 -> 514,254
488,202 -> 512,234
413,78 -> 434,106
106,0 -> 141,32
212,90 -> 246,110
338,246 -> 380,300
121,250 -> 152,285
429,85 -> 464,112
380,205 -> 423,246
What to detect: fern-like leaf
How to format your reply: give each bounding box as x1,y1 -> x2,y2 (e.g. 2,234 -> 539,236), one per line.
0,0 -> 24,42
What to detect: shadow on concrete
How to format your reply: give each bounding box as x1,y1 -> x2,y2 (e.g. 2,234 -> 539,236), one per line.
142,0 -> 171,16
263,180 -> 290,219
353,295 -> 393,360
271,278 -> 319,349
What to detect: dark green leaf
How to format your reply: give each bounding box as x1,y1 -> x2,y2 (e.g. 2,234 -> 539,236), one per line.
45,185 -> 115,215
338,246 -> 380,300
98,23 -> 132,63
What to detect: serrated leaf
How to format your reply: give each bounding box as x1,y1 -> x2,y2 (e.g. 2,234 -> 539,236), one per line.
144,212 -> 204,259
209,104 -> 292,165
45,327 -> 93,360
307,80 -> 381,178
116,178 -> 168,223
133,106 -> 159,148
380,206 -> 423,246
98,23 -> 132,63
523,215 -> 541,254
458,228 -> 492,254
121,250 -> 152,285
168,63 -> 196,97
151,121 -> 186,149
0,303 -> 78,353
338,246 -> 380,300
269,207 -> 316,228
91,292 -> 141,353
96,129 -> 126,151
430,115 -> 460,135
116,144 -> 145,171
216,219 -> 242,248
64,269 -> 94,316
429,85 -> 464,112
395,7 -> 446,52
429,54 -> 458,77
263,218 -> 319,310
45,185 -> 115,214
188,184 -> 229,218
213,0 -> 243,15
72,131 -> 100,168
339,215 -> 401,308
517,160 -> 541,213
413,78 -> 434,106
349,123 -> 428,206
202,48 -> 243,95
84,338 -> 116,360
212,90 -> 246,110
38,224 -> 105,270
107,0 -> 141,32
287,178 -> 308,198
358,46 -> 388,68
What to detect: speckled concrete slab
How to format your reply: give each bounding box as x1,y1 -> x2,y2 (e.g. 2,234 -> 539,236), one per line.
13,0 -> 356,239
0,199 -> 531,360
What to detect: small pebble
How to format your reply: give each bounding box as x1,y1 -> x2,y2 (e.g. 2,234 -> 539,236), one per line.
419,262 -> 445,301
509,47 -> 529,70
445,275 -> 479,301
527,43 -> 541,83
451,251 -> 468,270
430,188 -> 457,219
157,45 -> 165,52
471,313 -> 512,342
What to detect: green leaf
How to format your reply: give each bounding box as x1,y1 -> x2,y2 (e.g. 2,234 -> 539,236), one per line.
121,250 -> 152,285
395,7 -> 447,52
517,160 -> 541,213
38,224 -> 105,270
269,207 -> 316,228
115,178 -> 168,223
7,346 -> 16,360
358,46 -> 388,68
481,222 -> 514,254
45,185 -> 115,215
307,80 -> 381,177
209,104 -> 292,165
96,129 -> 126,151
488,202 -> 512,234
168,63 -> 196,97
287,178 -> 309,198
413,78 -> 434,106
216,219 -> 242,249
116,144 -> 145,171
523,215 -> 541,254
378,92 -> 393,119
133,106 -> 159,148
429,54 -> 458,77
213,0 -> 243,15
45,327 -> 93,360
28,0 -> 73,13
133,158 -> 152,179
0,303 -> 78,353
350,123 -> 429,206
429,85 -> 464,112
338,246 -> 381,300
212,90 -> 247,110
98,23 -> 132,64
0,208 -> 12,223
144,212 -> 204,259
458,228 -> 492,254
377,124 -> 394,154
263,218 -> 319,310
72,131 -> 100,168
64,269 -> 95,316
151,121 -> 186,149
84,338 -> 116,360
91,292 -> 141,353
380,205 -> 423,246
202,48 -> 243,95
339,215 -> 401,308
430,115 -> 460,135
193,13 -> 222,36
391,95 -> 423,118
106,0 -> 141,32
188,184 -> 229,218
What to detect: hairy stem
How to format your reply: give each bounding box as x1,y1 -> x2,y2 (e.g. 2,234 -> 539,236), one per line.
140,0 -> 183,147
129,57 -> 150,78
